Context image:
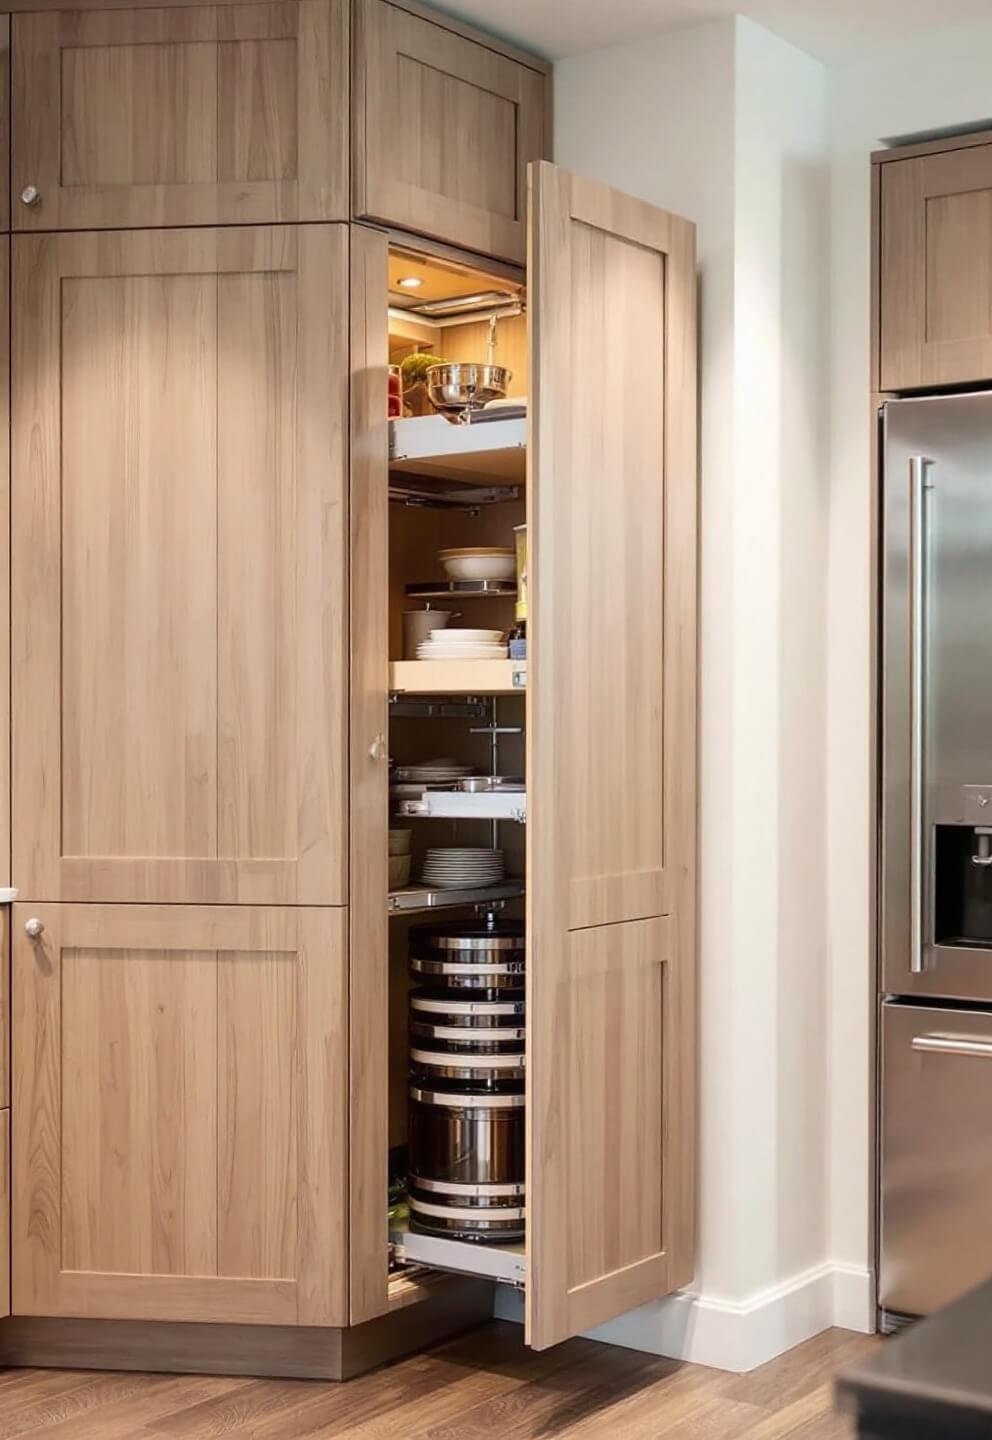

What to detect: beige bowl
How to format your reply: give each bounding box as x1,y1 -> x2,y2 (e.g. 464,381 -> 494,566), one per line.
439,547 -> 516,583
389,854 -> 412,889
389,829 -> 412,856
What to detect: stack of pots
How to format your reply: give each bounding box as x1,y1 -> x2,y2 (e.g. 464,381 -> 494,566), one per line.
407,916 -> 525,1243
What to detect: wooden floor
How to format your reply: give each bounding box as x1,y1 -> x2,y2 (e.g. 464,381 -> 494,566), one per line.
0,1322 -> 878,1438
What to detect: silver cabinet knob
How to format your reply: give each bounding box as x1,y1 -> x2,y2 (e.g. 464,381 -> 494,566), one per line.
369,732 -> 387,761
20,185 -> 40,207
24,917 -> 44,938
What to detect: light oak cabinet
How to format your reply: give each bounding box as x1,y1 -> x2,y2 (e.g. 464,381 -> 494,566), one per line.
0,1111 -> 8,1322
878,133 -> 992,389
12,223 -> 349,907
353,0 -> 549,263
0,0 -> 697,1378
12,903 -> 347,1326
11,0 -> 349,231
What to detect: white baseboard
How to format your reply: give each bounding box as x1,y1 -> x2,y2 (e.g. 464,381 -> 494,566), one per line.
493,1262 -> 874,1373
831,1262 -> 875,1333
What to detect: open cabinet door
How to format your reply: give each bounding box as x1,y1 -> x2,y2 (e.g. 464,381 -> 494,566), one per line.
526,162 -> 697,1349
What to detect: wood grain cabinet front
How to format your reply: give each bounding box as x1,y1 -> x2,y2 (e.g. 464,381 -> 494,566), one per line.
879,139 -> 992,389
11,0 -> 349,231
353,0 -> 549,263
0,1110 -> 8,1322
11,903 -> 347,1326
12,223 -> 349,906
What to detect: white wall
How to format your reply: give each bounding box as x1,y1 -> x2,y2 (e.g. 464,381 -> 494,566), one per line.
530,16 -> 839,1371
826,17 -> 992,1292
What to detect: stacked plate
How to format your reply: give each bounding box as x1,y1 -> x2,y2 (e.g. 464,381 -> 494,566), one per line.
394,760 -> 476,786
421,847 -> 505,889
416,628 -> 507,661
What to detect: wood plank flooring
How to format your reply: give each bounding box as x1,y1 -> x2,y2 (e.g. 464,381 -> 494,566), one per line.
0,1322 -> 878,1438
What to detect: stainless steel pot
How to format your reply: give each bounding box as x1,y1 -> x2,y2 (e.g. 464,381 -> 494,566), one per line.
410,920 -> 525,955
409,1018 -> 525,1054
410,994 -> 525,1026
410,992 -> 524,1056
410,1047 -> 526,1084
409,956 -> 524,992
408,1085 -> 525,1242
409,921 -> 525,993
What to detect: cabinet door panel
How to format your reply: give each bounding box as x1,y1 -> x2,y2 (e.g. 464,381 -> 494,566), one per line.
353,0 -> 547,263
0,1111 -> 8,1321
12,225 -> 348,905
527,163 -> 697,1349
13,1 -> 348,230
880,144 -> 992,388
12,903 -> 347,1325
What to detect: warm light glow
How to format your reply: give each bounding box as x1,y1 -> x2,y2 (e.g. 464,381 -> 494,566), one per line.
397,276 -> 423,289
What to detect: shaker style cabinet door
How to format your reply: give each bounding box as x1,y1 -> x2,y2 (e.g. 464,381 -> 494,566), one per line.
12,225 -> 348,906
526,163 -> 697,1349
353,0 -> 548,264
12,903 -> 348,1325
880,143 -> 992,389
0,1109 -> 8,1320
12,0 -> 349,231
0,18 -> 9,230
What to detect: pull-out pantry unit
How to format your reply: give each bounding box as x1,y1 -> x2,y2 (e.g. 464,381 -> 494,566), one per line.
0,0 -> 697,1379
351,167 -> 698,1355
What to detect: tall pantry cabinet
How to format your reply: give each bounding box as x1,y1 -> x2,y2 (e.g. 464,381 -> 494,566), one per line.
0,0 -> 698,1381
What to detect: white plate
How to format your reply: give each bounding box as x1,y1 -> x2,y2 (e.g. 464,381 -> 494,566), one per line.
417,641 -> 505,650
416,646 -> 507,659
425,849 -> 504,859
423,865 -> 504,874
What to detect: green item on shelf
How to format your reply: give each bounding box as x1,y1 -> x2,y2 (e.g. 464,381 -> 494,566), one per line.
399,353 -> 448,386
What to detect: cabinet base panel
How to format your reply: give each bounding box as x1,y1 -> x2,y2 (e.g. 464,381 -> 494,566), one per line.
0,1277 -> 494,1381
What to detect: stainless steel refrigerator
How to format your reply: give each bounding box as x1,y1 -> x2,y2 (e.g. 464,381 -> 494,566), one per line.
880,390 -> 992,1330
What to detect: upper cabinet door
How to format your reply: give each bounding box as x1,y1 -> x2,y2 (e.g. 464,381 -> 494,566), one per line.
880,143 -> 992,389
13,903 -> 347,1326
12,1 -> 349,231
12,225 -> 348,906
0,18 -> 9,231
353,0 -> 549,264
526,164 -> 697,1350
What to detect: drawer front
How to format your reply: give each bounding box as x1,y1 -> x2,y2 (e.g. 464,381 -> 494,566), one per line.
881,1002 -> 992,1317
353,0 -> 548,263
13,1 -> 349,231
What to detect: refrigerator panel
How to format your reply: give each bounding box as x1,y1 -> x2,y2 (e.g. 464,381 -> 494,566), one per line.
882,391 -> 992,1001
880,1001 -> 992,1317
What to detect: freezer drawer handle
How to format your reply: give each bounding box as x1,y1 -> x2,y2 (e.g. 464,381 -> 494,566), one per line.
912,1033 -> 992,1059
909,454 -> 933,976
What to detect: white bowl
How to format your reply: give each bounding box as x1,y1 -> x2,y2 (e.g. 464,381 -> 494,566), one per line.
427,628 -> 504,643
439,551 -> 516,582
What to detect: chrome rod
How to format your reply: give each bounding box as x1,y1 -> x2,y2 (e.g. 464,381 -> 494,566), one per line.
909,455 -> 932,975
912,1034 -> 992,1059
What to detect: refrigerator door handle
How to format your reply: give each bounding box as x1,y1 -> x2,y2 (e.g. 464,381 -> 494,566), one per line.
912,1033 -> 992,1059
909,454 -> 933,975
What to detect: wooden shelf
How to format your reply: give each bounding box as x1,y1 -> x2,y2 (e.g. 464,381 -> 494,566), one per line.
396,791 -> 526,822
405,580 -> 516,599
388,880 -> 523,914
390,659 -> 525,695
389,414 -> 525,486
390,1216 -> 525,1287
